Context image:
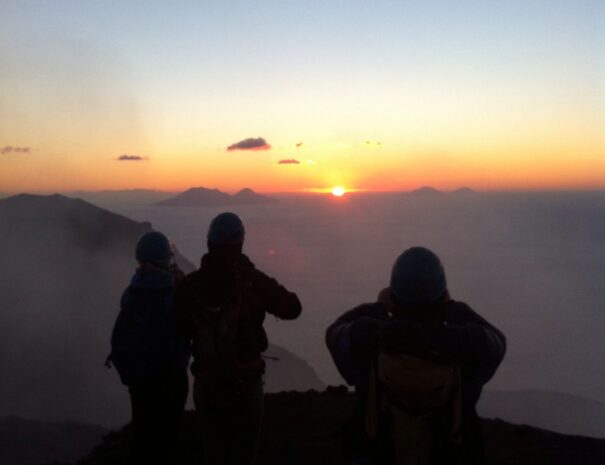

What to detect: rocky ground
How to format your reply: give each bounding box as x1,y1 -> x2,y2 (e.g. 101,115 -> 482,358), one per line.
73,387 -> 605,465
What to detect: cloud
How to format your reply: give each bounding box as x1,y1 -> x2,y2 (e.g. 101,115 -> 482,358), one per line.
278,159 -> 301,165
116,154 -> 148,161
227,137 -> 271,151
296,142 -> 303,147
1,146 -> 31,155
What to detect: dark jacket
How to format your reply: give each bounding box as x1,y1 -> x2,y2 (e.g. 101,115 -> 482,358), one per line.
326,290 -> 506,464
111,266 -> 191,386
175,253 -> 301,381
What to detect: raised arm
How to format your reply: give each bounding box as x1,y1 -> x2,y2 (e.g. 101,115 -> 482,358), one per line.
326,303 -> 389,386
379,300 -> 506,384
250,269 -> 302,320
440,301 -> 506,383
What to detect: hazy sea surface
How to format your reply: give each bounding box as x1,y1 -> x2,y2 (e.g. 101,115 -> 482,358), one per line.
106,191 -> 605,407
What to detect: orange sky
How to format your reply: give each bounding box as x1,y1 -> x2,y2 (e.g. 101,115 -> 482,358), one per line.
1,1 -> 603,193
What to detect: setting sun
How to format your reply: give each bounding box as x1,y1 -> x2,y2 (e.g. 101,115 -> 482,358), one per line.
331,186 -> 345,197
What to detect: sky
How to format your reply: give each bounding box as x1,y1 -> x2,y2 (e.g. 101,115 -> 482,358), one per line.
1,0 -> 604,193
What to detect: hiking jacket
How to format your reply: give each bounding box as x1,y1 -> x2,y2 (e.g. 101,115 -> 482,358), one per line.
326,290 -> 506,464
111,266 -> 191,386
175,253 -> 301,380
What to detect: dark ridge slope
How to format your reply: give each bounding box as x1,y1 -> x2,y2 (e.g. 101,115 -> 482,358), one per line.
0,194 -> 194,426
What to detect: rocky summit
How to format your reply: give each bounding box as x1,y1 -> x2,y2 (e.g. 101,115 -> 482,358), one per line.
75,387 -> 605,465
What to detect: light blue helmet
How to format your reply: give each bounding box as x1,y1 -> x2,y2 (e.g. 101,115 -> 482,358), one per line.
135,231 -> 172,264
390,247 -> 447,305
207,212 -> 245,245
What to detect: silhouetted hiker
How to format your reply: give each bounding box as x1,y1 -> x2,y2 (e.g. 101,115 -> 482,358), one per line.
108,231 -> 190,465
326,247 -> 506,465
175,212 -> 302,465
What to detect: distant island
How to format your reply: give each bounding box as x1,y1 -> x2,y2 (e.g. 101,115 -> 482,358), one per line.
406,186 -> 445,196
405,186 -> 476,196
155,187 -> 279,207
452,186 -> 476,195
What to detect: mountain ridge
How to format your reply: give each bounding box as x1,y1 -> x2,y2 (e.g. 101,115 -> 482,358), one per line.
155,187 -> 279,207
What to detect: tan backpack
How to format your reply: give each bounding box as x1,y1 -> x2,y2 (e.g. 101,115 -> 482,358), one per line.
367,351 -> 462,465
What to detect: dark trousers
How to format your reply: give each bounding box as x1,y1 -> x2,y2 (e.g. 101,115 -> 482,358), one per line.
193,376 -> 264,465
128,371 -> 189,465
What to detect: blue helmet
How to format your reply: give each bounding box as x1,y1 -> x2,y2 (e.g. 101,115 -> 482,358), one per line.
207,212 -> 245,245
135,231 -> 172,264
390,247 -> 447,305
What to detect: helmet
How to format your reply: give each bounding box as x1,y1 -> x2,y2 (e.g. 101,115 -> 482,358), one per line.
135,231 -> 172,264
390,247 -> 447,305
207,212 -> 245,245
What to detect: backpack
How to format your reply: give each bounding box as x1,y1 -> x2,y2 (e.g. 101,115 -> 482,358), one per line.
366,350 -> 462,465
189,285 -> 266,404
109,285 -> 178,385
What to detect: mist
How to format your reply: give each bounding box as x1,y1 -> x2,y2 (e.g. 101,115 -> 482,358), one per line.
1,190 -> 604,437
110,190 -> 605,435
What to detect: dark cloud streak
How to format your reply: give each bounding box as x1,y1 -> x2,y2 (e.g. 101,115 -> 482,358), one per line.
278,159 -> 301,165
1,146 -> 31,155
227,137 -> 271,151
117,154 -> 148,161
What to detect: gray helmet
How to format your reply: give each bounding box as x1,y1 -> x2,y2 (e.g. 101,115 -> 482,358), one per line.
390,247 -> 447,305
135,231 -> 172,264
207,212 -> 245,245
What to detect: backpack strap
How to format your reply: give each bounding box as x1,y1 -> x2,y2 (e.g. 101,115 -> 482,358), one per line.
448,366 -> 463,445
366,360 -> 380,440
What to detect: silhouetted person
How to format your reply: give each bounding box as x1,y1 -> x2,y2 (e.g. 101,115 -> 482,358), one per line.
175,212 -> 302,465
326,247 -> 506,465
109,231 -> 190,465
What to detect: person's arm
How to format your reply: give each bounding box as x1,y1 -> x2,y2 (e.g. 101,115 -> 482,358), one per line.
326,303 -> 389,385
440,301 -> 506,383
327,304 -> 388,355
250,269 -> 302,320
380,301 -> 506,384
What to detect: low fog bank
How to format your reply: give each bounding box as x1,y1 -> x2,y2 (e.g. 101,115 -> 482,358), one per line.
1,191 -> 604,436
108,190 -> 605,436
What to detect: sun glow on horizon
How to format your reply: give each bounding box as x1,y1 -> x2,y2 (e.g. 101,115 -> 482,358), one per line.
331,186 -> 346,197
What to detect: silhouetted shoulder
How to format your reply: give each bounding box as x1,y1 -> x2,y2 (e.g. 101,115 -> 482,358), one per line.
444,300 -> 506,338
179,269 -> 203,288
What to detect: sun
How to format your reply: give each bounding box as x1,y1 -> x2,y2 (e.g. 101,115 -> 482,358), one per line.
331,186 -> 345,197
